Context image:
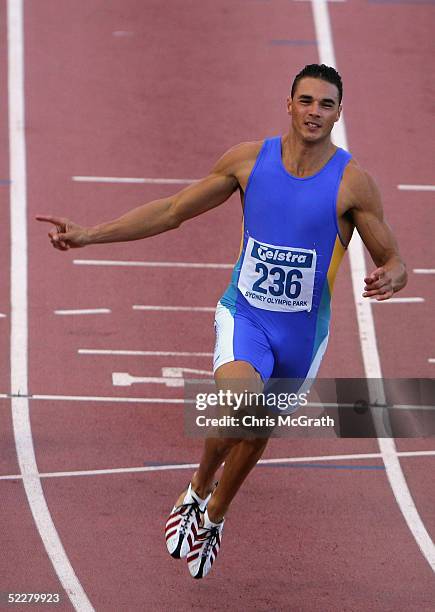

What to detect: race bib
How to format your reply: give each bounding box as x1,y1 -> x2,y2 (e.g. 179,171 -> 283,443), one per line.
238,237 -> 317,313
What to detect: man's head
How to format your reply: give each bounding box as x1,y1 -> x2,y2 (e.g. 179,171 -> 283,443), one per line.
287,64 -> 343,143
291,64 -> 343,104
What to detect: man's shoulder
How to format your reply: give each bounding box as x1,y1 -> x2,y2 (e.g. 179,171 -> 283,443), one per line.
213,140 -> 265,177
225,140 -> 265,162
341,157 -> 380,206
343,157 -> 377,187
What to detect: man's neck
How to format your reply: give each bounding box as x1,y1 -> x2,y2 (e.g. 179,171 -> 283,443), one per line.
282,130 -> 336,178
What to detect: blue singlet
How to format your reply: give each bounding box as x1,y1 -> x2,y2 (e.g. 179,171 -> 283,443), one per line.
213,135 -> 352,386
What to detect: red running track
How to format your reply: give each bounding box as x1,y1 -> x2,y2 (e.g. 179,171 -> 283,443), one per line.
0,0 -> 434,610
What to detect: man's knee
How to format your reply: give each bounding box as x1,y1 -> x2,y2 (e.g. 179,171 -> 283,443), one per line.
240,436 -> 269,452
207,436 -> 267,456
207,436 -> 240,456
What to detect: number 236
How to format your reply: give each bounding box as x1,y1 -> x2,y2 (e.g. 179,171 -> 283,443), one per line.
252,263 -> 303,299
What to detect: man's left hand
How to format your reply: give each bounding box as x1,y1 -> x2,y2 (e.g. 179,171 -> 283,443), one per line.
363,267 -> 394,301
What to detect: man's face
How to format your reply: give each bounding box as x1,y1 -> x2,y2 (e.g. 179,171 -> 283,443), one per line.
287,77 -> 342,142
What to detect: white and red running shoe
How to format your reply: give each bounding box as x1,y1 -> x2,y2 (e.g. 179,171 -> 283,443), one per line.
187,509 -> 225,579
165,484 -> 212,559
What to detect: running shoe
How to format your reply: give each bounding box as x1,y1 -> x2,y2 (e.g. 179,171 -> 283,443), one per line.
165,483 -> 212,559
187,509 -> 225,579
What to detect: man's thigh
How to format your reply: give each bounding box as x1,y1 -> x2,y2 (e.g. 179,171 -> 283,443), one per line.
214,360 -> 275,439
215,360 -> 263,392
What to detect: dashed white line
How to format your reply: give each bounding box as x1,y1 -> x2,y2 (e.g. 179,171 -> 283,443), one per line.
112,373 -> 186,387
32,394 -> 186,404
414,269 -> 435,275
133,305 -> 215,312
72,176 -> 197,184
0,313 -> 6,318
78,349 -> 213,357
113,367 -> 213,387
1,450 -> 435,481
73,259 -> 233,269
371,297 -> 424,304
398,184 -> 435,192
7,1 -> 94,609
313,0 -> 435,573
54,308 -> 111,315
1,392 -> 430,412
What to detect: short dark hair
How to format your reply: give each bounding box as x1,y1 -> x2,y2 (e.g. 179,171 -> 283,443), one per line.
291,64 -> 343,104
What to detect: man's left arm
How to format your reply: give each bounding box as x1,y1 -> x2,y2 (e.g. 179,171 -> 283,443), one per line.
349,166 -> 407,301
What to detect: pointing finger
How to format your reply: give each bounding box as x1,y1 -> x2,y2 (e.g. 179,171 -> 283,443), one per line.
36,215 -> 67,227
36,215 -> 56,223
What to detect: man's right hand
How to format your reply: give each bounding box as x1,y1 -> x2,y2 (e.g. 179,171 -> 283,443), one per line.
35,215 -> 91,250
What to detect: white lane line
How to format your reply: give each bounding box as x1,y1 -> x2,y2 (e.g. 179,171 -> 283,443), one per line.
72,176 -> 197,184
7,2 -> 94,610
113,367 -> 213,387
113,374 -> 185,387
313,0 -> 435,573
133,305 -> 215,312
414,269 -> 435,274
1,450 -> 435,481
428,359 -> 435,364
32,394 -> 186,404
398,185 -> 435,192
0,313 -> 6,318
78,349 -> 213,357
54,308 -> 111,315
371,297 -> 424,304
73,259 -> 233,269
388,404 -> 435,411
1,393 -> 430,411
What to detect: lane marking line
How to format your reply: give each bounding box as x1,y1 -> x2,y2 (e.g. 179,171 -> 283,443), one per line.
54,308 -> 111,315
0,313 -> 6,318
78,349 -> 213,357
269,39 -> 317,45
414,269 -> 435,274
313,0 -> 435,573
1,450 -> 435,481
261,463 -> 386,470
428,359 -> 435,364
31,394 -> 185,404
113,367 -> 213,387
73,259 -> 233,269
0,392 -> 432,411
112,373 -> 186,387
7,2 -> 94,610
72,176 -> 197,184
370,0 -> 435,3
398,184 -> 435,192
133,305 -> 215,312
371,297 -> 424,303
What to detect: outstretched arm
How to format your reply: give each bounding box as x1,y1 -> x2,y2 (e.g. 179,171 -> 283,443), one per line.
348,165 -> 407,301
36,144 -> 247,250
